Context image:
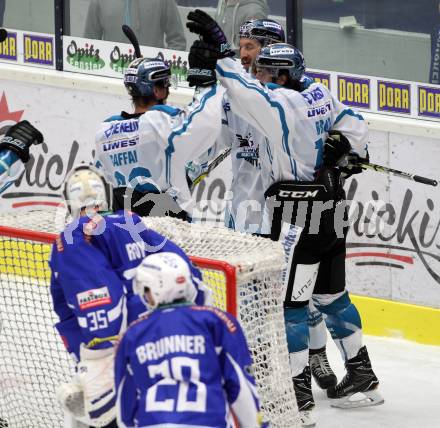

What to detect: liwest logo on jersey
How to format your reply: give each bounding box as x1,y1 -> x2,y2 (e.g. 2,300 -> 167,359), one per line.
0,31 -> 17,61
377,80 -> 410,114
418,85 -> 440,118
66,40 -> 105,70
102,137 -> 138,152
77,286 -> 112,310
338,75 -> 370,109
110,46 -> 136,73
307,71 -> 330,89
24,34 -> 54,66
104,120 -> 139,138
307,102 -> 331,118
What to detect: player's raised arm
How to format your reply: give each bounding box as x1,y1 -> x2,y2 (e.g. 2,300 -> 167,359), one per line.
186,9 -> 283,142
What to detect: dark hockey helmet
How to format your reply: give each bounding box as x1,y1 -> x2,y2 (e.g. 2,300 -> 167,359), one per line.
239,19 -> 285,47
255,43 -> 306,81
124,57 -> 171,97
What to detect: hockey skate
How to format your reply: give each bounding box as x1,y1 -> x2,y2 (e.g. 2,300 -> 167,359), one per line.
327,346 -> 384,409
293,366 -> 316,427
309,346 -> 337,390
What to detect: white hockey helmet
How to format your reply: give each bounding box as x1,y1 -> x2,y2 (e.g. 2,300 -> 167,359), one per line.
133,252 -> 197,309
63,164 -> 112,217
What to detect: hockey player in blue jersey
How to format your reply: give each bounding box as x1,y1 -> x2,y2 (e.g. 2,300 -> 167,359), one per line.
185,10 -> 384,425
50,165 -> 209,428
0,120 -> 43,194
115,251 -> 264,428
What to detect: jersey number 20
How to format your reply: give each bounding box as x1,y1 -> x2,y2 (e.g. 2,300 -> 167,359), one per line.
146,356 -> 207,412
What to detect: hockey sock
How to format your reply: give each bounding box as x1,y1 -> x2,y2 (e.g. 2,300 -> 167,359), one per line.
313,291 -> 363,361
284,306 -> 309,376
308,300 -> 327,351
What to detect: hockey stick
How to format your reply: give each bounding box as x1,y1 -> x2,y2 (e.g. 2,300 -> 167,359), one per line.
358,162 -> 438,187
190,147 -> 232,191
122,24 -> 142,58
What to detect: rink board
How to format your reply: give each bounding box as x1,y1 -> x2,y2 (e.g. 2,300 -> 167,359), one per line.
352,295 -> 440,346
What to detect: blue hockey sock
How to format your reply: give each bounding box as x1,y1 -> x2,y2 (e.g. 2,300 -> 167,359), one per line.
314,292 -> 363,360
284,306 -> 309,376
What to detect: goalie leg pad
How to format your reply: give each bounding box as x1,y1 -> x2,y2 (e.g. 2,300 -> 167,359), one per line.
313,291 -> 363,361
69,346 -> 117,427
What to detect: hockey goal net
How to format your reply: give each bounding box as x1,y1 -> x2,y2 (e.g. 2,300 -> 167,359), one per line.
0,209 -> 299,428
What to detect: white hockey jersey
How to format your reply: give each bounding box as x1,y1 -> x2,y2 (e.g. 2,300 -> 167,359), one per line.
94,85 -> 225,212
216,58 -> 368,189
219,95 -> 269,233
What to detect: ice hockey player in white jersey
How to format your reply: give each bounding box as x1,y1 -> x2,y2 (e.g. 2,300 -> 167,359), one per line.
50,165 -> 209,428
94,42 -> 225,220
186,17 -> 286,233
0,120 -> 43,194
115,252 -> 264,428
185,14 -> 339,412
186,11 -> 384,425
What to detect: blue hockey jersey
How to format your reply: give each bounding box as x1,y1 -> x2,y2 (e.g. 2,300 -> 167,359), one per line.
115,304 -> 262,428
49,210 -> 204,360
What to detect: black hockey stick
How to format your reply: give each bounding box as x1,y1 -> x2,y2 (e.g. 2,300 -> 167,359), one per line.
358,162 -> 438,186
122,24 -> 142,58
190,147 -> 231,191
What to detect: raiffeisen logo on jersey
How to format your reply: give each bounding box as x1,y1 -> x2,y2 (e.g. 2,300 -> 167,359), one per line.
269,47 -> 295,55
110,45 -> 136,74
377,80 -> 410,114
262,21 -> 282,30
338,75 -> 370,109
66,40 -> 105,70
104,120 -> 139,138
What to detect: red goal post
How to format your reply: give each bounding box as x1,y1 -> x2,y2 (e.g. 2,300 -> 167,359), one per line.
0,210 -> 299,428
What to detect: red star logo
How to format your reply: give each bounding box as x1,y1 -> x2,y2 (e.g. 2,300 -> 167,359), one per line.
0,92 -> 24,124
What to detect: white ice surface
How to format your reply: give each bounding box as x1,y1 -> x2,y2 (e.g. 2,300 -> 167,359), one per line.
313,335 -> 440,428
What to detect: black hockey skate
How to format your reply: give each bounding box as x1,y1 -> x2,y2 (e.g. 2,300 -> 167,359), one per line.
327,346 -> 384,409
309,346 -> 337,389
293,366 -> 316,427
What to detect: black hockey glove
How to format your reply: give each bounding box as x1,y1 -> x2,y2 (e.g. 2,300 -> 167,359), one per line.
187,9 -> 234,58
339,151 -> 369,177
187,41 -> 218,87
0,120 -> 44,163
322,130 -> 352,167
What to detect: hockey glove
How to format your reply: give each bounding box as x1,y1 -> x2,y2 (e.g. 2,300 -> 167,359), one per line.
0,120 -> 43,163
322,130 -> 351,167
187,9 -> 234,58
187,40 -> 218,87
339,151 -> 369,177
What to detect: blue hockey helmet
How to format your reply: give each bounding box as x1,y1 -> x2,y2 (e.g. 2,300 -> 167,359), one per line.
255,43 -> 306,81
124,57 -> 171,97
239,19 -> 285,47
